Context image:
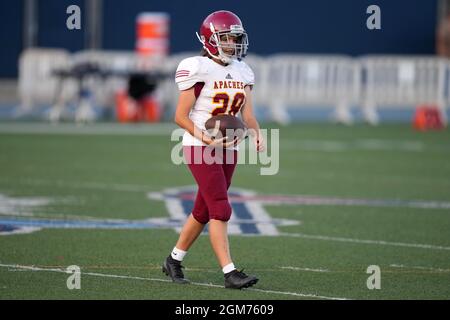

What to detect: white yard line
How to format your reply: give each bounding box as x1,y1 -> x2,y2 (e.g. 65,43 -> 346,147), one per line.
249,288 -> 346,300
275,232 -> 450,251
0,178 -> 154,193
279,266 -> 330,273
281,139 -> 425,152
0,263 -> 348,300
390,264 -> 450,273
0,123 -> 177,136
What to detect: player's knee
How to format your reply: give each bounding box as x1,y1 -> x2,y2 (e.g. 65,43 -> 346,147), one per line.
209,200 -> 232,222
192,211 -> 209,224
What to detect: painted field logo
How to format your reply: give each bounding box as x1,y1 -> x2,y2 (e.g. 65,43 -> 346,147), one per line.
4,187 -> 448,236
147,186 -> 299,235
0,186 -> 450,236
0,193 -> 51,235
0,188 -> 299,236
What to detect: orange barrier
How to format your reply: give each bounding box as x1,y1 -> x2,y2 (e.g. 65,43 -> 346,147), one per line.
412,105 -> 445,131
116,90 -> 161,123
115,12 -> 169,123
136,12 -> 169,57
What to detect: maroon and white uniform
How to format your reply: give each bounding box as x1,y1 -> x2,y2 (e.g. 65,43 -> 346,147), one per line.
173,7 -> 254,224
174,56 -> 254,223
175,56 -> 254,150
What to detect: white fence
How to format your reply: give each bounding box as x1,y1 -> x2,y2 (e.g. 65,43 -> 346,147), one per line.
17,49 -> 450,124
18,49 -> 170,122
18,49 -> 76,114
360,56 -> 448,124
254,54 -> 360,124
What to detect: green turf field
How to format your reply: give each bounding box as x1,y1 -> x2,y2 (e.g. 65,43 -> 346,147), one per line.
0,122 -> 449,299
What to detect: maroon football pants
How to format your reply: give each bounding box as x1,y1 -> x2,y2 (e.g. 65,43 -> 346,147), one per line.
183,146 -> 238,224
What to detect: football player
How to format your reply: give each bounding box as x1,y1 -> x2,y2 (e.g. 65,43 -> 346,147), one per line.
163,10 -> 264,289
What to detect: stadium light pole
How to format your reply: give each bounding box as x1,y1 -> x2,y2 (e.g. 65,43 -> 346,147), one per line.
85,0 -> 103,49
23,0 -> 38,48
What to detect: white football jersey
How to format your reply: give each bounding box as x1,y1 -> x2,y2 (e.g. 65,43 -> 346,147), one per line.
175,56 -> 254,149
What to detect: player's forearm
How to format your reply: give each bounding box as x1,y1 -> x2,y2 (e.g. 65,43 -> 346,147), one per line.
174,115 -> 210,144
244,117 -> 261,139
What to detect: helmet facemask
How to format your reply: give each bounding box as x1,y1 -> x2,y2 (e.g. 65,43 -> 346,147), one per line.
197,23 -> 249,64
212,31 -> 248,63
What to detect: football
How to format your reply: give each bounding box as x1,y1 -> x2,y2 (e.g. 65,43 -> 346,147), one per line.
204,114 -> 247,141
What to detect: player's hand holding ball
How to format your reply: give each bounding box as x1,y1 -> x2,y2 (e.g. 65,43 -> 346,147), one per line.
202,133 -> 237,148
204,114 -> 247,148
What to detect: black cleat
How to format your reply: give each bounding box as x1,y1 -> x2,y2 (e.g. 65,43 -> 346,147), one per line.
224,269 -> 259,289
162,255 -> 190,284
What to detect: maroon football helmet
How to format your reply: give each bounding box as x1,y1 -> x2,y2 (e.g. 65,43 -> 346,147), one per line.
196,10 -> 249,63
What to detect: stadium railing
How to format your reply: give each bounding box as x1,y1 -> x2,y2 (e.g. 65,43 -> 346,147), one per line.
17,49 -> 450,125
254,54 -> 360,124
360,55 -> 448,125
18,48 -> 77,120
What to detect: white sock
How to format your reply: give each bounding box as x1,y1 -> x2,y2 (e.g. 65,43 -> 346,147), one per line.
171,247 -> 187,262
222,263 -> 236,274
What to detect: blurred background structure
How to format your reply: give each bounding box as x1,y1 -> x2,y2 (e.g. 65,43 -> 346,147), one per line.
0,0 -> 449,127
